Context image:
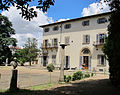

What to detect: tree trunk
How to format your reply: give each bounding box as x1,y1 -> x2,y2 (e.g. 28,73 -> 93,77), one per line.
29,61 -> 31,66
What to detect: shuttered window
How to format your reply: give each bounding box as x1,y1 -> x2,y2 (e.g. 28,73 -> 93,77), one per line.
96,34 -> 107,44
64,24 -> 71,29
83,35 -> 90,44
97,18 -> 107,24
44,28 -> 49,32
52,55 -> 56,64
65,36 -> 70,44
82,20 -> 89,26
65,56 -> 70,69
97,55 -> 106,65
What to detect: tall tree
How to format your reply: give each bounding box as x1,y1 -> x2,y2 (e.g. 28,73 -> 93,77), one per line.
102,0 -> 120,87
0,15 -> 17,65
16,38 -> 39,66
0,0 -> 55,20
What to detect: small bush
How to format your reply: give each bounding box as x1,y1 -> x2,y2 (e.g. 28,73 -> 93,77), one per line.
72,71 -> 83,81
47,63 -> 55,72
64,75 -> 71,82
91,73 -> 94,77
84,73 -> 90,78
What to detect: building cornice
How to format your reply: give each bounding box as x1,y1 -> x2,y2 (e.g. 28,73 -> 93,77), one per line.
40,12 -> 111,28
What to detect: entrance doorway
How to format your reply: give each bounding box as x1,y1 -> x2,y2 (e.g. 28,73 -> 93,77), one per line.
83,56 -> 88,69
80,48 -> 91,70
43,56 -> 47,66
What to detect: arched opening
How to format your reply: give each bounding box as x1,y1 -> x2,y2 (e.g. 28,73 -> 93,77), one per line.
80,48 -> 91,70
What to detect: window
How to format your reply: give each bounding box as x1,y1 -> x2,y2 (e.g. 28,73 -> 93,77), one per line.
83,49 -> 90,54
64,24 -> 71,29
52,38 -> 58,47
44,39 -> 48,47
52,55 -> 56,64
65,56 -> 70,69
65,36 -> 70,44
53,26 -> 59,31
97,18 -> 107,24
98,55 -> 106,65
83,35 -> 90,44
96,34 -> 106,44
82,20 -> 89,26
44,28 -> 49,32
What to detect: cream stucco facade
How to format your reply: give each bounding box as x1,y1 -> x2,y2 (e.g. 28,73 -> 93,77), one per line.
40,12 -> 111,73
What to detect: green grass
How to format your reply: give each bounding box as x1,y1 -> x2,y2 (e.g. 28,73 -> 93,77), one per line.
0,89 -> 7,92
29,82 -> 53,90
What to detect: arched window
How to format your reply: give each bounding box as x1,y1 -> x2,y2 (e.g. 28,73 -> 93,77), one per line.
82,48 -> 90,54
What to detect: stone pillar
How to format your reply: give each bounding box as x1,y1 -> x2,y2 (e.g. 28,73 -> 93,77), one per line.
59,44 -> 66,82
9,69 -> 18,91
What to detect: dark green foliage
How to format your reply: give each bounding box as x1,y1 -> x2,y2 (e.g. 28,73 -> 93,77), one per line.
0,0 -> 55,21
102,0 -> 120,87
47,63 -> 55,72
72,71 -> 83,81
91,73 -> 94,77
16,38 -> 39,66
84,73 -> 90,78
0,15 -> 17,65
64,75 -> 71,82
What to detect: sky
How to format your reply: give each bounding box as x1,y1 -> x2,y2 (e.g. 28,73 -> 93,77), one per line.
1,0 -> 110,48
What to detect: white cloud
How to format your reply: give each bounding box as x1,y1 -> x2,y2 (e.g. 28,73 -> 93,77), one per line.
57,18 -> 70,22
82,0 -> 110,16
2,6 -> 54,48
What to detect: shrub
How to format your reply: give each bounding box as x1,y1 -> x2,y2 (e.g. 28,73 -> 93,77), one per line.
64,75 -> 72,82
91,73 -> 94,77
72,71 -> 83,81
84,73 -> 90,78
47,63 -> 55,72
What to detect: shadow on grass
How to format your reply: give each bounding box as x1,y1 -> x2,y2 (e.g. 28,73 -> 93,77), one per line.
0,79 -> 120,95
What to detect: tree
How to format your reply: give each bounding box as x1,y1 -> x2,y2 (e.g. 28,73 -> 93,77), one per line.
102,0 -> 120,87
0,0 -> 55,21
15,48 -> 28,66
16,38 -> 39,66
0,15 -> 17,65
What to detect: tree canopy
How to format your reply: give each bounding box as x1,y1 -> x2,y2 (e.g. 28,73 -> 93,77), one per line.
103,0 -> 120,87
0,15 -> 17,65
16,38 -> 40,66
0,0 -> 55,21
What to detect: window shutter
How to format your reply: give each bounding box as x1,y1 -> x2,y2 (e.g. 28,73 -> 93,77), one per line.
64,56 -> 66,68
43,40 -> 44,47
68,56 -> 70,68
80,56 -> 83,69
51,39 -> 54,47
88,35 -> 90,43
104,34 -> 107,43
104,56 -> 106,65
99,56 -> 101,65
83,35 -> 85,43
88,56 -> 92,71
96,34 -> 99,44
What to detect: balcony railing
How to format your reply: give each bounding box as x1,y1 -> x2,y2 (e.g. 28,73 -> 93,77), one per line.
41,44 -> 58,50
93,41 -> 104,46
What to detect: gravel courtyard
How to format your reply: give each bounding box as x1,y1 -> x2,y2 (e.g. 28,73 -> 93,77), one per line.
0,65 -> 75,90
0,71 -> 120,95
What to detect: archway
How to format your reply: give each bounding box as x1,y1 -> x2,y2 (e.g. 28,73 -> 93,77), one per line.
80,48 -> 91,70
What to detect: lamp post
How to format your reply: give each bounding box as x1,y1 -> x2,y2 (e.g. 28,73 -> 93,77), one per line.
59,44 -> 67,82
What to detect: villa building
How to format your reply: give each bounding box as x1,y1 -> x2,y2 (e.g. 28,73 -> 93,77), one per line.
40,12 -> 111,72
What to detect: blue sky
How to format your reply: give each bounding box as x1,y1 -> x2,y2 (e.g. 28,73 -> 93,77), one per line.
1,0 -> 110,47
46,0 -> 97,21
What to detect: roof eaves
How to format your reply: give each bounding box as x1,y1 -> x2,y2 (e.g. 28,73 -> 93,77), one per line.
39,12 -> 111,28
